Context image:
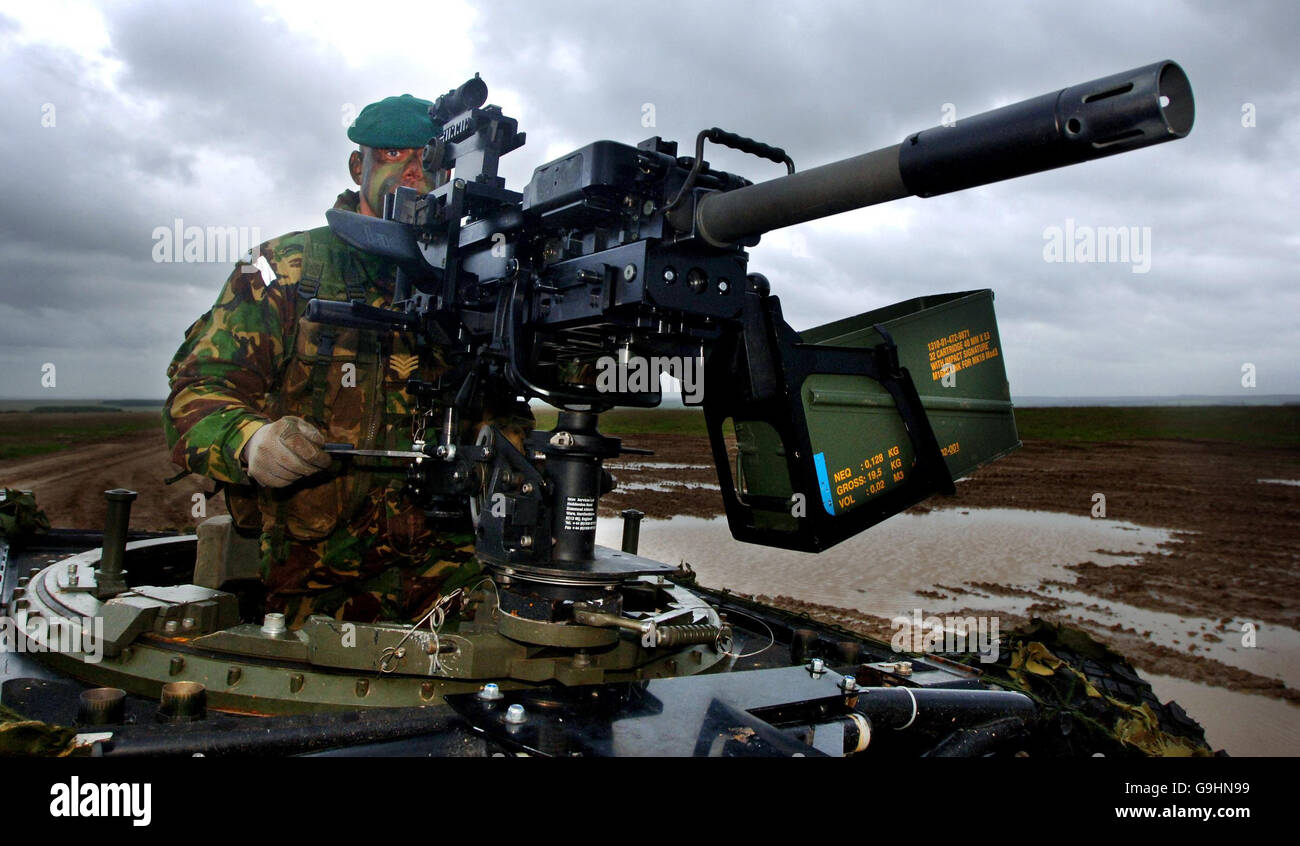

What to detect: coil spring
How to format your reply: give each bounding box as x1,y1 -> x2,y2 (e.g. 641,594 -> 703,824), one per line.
656,623 -> 725,648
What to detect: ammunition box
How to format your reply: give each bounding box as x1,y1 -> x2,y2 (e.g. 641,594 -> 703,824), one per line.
718,289 -> 1019,551
795,288 -> 1020,516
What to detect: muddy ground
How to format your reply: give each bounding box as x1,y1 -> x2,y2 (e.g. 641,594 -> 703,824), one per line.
0,421 -> 228,533
600,433 -> 1300,701
2,421 -> 1298,703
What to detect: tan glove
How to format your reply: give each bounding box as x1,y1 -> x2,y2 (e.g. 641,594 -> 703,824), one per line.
243,416 -> 332,488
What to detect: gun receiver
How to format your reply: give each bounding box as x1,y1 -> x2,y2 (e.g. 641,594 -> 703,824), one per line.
309,62 -> 1193,597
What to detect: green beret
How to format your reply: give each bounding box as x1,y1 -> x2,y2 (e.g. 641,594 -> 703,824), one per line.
347,94 -> 440,149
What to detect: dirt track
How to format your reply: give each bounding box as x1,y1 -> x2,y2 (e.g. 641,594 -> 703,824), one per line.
0,428 -> 227,532
598,434 -> 1300,628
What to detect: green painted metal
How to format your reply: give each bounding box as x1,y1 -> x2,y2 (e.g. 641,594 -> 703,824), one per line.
19,537 -> 730,714
752,289 -> 1019,520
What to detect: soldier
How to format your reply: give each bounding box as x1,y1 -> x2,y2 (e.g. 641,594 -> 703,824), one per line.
164,94 -> 529,628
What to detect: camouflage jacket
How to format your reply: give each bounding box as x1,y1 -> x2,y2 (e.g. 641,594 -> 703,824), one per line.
164,190 -> 456,541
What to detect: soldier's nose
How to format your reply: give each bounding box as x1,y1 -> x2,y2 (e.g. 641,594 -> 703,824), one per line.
402,158 -> 425,184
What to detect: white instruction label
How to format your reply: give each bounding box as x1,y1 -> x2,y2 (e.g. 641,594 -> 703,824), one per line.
562,496 -> 597,532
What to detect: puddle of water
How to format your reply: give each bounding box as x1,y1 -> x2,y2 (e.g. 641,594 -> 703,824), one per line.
592,506 -> 1300,755
1033,586 -> 1300,689
1258,479 -> 1300,487
608,462 -> 712,472
615,481 -> 721,493
596,508 -> 1176,620
1144,673 -> 1300,756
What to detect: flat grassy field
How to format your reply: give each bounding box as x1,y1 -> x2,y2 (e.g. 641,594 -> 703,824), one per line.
1012,405 -> 1299,446
1,404 -> 1294,464
0,411 -> 162,461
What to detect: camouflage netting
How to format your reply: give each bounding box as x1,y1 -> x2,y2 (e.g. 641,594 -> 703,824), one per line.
0,489 -> 50,546
968,619 -> 1215,757
0,704 -> 80,757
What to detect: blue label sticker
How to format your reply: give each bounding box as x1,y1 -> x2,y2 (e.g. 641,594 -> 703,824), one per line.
813,452 -> 835,515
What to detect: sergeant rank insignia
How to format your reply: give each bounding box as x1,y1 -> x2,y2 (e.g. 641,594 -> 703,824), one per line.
388,354 -> 420,380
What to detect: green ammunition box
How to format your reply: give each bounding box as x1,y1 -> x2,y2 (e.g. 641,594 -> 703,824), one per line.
721,289 -> 1018,550
795,288 -> 1019,516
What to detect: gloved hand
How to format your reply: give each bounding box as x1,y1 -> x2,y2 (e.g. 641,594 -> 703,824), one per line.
243,416 -> 332,487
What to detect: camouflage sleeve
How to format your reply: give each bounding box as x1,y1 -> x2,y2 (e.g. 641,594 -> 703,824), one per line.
163,252 -> 296,485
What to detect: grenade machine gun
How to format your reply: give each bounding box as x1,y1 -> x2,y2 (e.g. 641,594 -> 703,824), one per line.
309,64 -> 1194,649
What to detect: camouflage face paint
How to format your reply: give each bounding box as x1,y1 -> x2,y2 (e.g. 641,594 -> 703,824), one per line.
359,147 -> 434,216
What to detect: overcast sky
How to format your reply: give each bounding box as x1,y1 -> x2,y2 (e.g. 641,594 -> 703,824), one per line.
0,0 -> 1295,400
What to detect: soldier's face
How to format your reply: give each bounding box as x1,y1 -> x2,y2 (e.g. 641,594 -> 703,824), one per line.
354,147 -> 437,217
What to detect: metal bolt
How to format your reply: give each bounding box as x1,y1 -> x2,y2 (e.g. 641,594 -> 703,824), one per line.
181,617 -> 196,630
164,619 -> 179,634
717,278 -> 730,294
810,657 -> 825,674
642,200 -> 655,216
841,675 -> 859,692
261,613 -> 287,635
505,703 -> 527,724
479,683 -> 503,701
520,482 -> 535,495
663,267 -> 677,283
519,535 -> 533,549
622,263 -> 637,282
687,268 -> 707,293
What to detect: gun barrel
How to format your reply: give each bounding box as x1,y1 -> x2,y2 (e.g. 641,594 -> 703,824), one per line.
694,60 -> 1193,247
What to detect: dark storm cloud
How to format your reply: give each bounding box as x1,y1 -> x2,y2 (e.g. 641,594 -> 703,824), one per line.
0,0 -> 1295,399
